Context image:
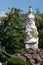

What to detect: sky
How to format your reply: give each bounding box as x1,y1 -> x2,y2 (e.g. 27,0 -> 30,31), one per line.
0,0 -> 43,16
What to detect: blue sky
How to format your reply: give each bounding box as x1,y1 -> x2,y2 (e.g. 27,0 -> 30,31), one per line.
0,0 -> 43,15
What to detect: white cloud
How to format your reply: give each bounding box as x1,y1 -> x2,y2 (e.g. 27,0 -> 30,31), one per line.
0,11 -> 7,17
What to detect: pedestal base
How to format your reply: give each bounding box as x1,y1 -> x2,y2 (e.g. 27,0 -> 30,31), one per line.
25,42 -> 38,49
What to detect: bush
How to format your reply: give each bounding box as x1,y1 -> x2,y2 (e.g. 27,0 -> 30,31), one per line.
0,53 -> 7,62
7,58 -> 26,65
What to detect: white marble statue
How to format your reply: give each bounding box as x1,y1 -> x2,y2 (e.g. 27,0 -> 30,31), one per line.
25,6 -> 39,49
0,62 -> 2,65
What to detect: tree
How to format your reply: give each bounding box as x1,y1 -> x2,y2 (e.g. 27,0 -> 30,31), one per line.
35,10 -> 43,49
0,8 -> 25,53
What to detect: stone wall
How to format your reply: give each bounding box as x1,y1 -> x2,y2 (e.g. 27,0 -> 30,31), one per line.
21,48 -> 43,65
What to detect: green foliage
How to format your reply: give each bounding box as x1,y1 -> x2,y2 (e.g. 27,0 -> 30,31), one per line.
7,58 -> 26,65
0,8 -> 25,53
0,47 -> 26,64
0,50 -> 7,62
0,50 -> 26,65
39,29 -> 43,48
35,11 -> 43,49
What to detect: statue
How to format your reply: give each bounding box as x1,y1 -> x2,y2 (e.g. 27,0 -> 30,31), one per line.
0,62 -> 2,65
25,6 -> 39,49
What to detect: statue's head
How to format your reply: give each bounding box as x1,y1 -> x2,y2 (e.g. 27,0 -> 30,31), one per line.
27,6 -> 34,19
29,6 -> 32,13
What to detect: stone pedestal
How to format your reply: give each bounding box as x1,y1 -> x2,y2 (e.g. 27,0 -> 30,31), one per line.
25,42 -> 38,49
